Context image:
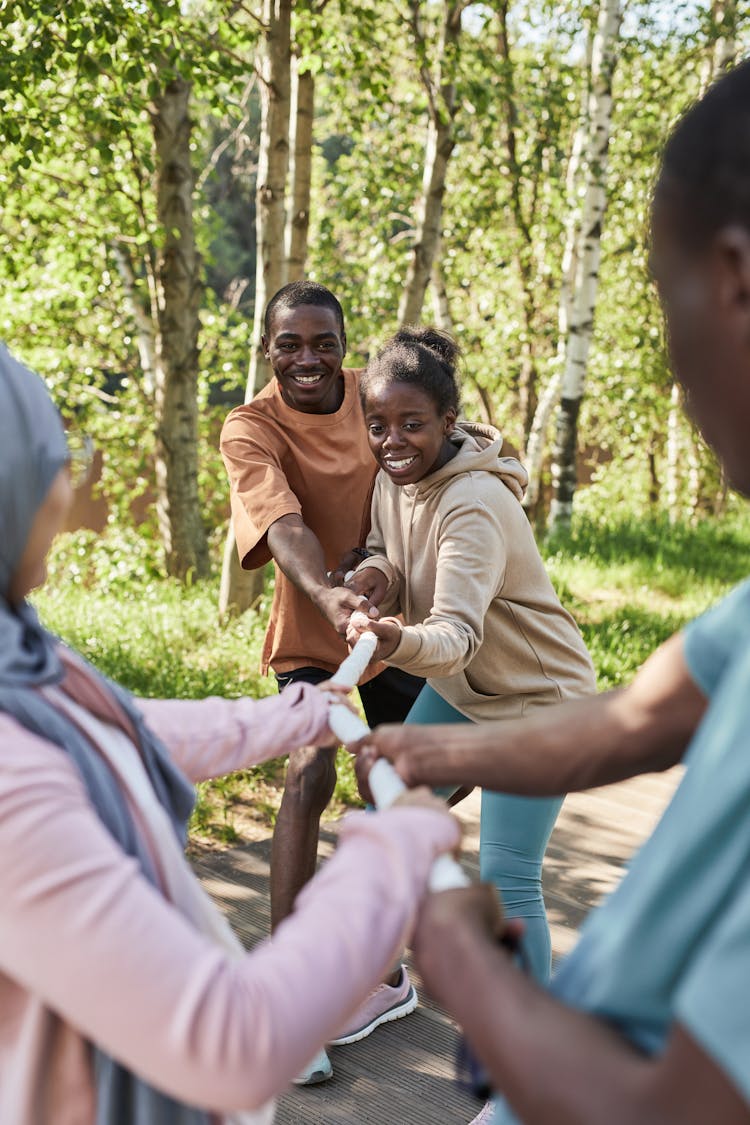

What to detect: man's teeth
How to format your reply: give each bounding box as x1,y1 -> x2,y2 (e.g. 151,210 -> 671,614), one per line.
386,456 -> 417,470
294,374 -> 322,384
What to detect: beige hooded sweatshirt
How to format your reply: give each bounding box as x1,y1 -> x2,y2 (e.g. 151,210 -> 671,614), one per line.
360,422 -> 596,721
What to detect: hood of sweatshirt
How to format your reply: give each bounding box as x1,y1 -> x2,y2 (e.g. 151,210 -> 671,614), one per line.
405,420 -> 528,502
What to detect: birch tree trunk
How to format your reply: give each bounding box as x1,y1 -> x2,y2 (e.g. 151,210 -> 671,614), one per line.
700,0 -> 738,89
151,75 -> 210,578
548,0 -> 622,535
398,0 -> 465,327
432,240 -> 498,424
111,241 -> 157,400
285,59 -> 314,282
522,35 -> 590,516
496,0 -> 539,444
665,381 -> 681,520
220,0 -> 292,617
431,250 -> 453,332
247,0 -> 292,399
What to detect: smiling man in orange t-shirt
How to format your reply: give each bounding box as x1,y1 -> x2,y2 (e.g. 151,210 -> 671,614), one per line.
221,282 -> 423,1084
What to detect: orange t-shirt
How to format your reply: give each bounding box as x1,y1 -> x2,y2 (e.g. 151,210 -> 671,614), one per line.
221,369 -> 378,677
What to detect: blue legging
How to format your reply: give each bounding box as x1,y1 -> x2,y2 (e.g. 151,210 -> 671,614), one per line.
405,684 -> 563,984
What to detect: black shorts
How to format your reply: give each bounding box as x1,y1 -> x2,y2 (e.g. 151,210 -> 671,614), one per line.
275,664 -> 424,729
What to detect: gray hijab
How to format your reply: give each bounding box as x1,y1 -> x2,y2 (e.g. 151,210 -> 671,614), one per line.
0,343 -> 69,683
0,347 -> 208,1125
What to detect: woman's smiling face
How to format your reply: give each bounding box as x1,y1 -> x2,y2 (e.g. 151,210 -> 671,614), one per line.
364,379 -> 457,485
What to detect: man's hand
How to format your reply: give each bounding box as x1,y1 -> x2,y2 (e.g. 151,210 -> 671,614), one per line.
352,720 -> 457,802
351,722 -> 445,796
317,586 -> 379,637
329,549 -> 369,586
412,884 -> 511,1007
267,515 -> 380,636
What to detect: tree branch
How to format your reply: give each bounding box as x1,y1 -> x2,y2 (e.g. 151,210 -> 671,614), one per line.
196,74 -> 256,191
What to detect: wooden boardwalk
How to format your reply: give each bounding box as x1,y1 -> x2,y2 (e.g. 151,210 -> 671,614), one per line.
193,768 -> 680,1125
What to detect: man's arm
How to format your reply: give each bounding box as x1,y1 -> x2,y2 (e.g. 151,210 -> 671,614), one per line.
267,513 -> 377,636
355,633 -> 707,795
414,887 -> 750,1125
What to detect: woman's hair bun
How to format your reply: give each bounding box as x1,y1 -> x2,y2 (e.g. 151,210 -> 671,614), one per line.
393,325 -> 460,371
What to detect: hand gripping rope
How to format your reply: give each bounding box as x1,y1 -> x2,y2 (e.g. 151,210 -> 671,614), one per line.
326,629 -> 469,893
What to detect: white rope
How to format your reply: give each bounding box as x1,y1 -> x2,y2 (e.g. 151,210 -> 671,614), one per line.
327,631 -> 469,892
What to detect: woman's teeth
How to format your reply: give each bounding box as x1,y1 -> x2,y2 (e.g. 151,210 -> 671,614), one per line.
386,456 -> 417,470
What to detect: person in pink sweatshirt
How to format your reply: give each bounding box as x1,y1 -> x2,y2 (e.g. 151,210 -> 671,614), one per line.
0,342 -> 460,1125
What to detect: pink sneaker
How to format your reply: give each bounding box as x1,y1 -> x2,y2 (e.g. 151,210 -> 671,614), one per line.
468,1103 -> 495,1124
329,965 -> 418,1045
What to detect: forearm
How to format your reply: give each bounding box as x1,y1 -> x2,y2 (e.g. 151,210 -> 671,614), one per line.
421,913 -> 749,1125
404,693 -> 670,794
137,684 -> 331,782
267,514 -> 332,613
387,617 -> 475,678
382,634 -> 705,795
421,921 -> 656,1125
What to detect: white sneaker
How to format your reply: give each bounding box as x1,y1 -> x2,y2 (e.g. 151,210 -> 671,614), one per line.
292,1046 -> 333,1085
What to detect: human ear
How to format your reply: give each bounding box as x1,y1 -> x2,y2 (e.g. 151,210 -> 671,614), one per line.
341,330 -> 347,357
713,226 -> 750,315
261,334 -> 270,359
444,407 -> 457,434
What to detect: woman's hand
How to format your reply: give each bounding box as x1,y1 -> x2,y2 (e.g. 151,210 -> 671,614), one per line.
346,566 -> 389,608
316,681 -> 356,707
392,786 -> 463,854
392,784 -> 457,819
313,681 -> 357,747
345,615 -> 402,661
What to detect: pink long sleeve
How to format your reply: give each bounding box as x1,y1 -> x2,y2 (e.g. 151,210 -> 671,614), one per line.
136,681 -> 332,782
0,716 -> 459,1114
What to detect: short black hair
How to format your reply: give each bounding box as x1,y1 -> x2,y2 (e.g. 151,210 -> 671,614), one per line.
264,280 -> 345,337
658,58 -> 750,247
360,325 -> 461,415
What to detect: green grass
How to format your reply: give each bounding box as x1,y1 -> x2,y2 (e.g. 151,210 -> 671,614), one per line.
540,514 -> 750,688
38,577 -> 273,700
36,528 -> 362,840
33,512 -> 750,841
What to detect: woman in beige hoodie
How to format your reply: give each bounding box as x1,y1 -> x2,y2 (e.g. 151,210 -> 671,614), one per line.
347,326 -> 596,984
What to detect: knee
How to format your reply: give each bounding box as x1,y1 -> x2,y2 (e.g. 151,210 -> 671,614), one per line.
479,844 -> 543,901
284,745 -> 337,815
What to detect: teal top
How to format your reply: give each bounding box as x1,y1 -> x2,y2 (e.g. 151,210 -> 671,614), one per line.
491,580 -> 750,1122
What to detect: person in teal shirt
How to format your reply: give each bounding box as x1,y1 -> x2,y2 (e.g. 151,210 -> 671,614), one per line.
356,58 -> 750,1125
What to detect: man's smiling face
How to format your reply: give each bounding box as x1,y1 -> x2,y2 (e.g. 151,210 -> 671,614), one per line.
263,304 -> 347,415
